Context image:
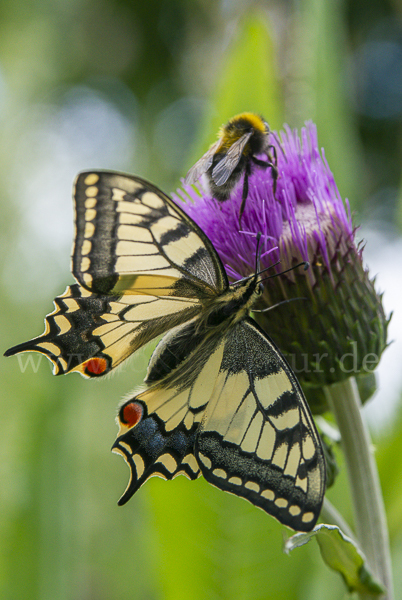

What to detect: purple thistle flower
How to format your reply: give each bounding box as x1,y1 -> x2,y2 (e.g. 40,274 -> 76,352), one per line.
177,122 -> 352,280
176,122 -> 388,409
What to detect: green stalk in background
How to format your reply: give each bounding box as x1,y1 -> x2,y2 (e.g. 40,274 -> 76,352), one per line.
325,378 -> 393,598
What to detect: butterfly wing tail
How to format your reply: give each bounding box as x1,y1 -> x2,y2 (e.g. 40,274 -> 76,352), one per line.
112,397 -> 200,505
4,284 -> 114,377
4,337 -> 68,375
5,339 -> 43,357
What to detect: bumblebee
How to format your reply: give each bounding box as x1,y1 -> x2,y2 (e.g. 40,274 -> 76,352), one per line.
185,112 -> 278,223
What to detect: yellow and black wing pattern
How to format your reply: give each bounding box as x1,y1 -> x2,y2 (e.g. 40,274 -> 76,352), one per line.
4,171 -> 228,377
112,318 -> 222,501
72,171 -> 228,296
197,319 -> 324,531
6,171 -> 325,530
113,316 -> 325,531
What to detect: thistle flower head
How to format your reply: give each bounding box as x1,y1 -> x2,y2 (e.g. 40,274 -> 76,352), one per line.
177,122 -> 389,408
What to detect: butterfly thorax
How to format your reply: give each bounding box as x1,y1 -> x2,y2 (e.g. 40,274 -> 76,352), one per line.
145,276 -> 260,388
201,276 -> 260,330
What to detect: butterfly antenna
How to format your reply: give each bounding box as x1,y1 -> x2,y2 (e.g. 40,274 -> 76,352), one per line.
232,259 -> 308,286
259,261 -> 309,284
253,297 -> 307,313
231,261 -> 280,286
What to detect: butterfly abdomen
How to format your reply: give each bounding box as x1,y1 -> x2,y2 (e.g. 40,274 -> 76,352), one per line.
145,319 -> 205,384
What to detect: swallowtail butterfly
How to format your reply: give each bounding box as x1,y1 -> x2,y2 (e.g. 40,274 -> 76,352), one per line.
5,171 -> 325,531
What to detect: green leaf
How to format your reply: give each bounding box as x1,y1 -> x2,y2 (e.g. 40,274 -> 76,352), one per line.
356,372 -> 378,405
284,524 -> 385,595
212,12 -> 283,129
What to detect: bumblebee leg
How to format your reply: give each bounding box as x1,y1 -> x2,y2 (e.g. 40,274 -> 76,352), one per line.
270,161 -> 278,196
238,162 -> 251,225
267,144 -> 278,166
251,156 -> 278,196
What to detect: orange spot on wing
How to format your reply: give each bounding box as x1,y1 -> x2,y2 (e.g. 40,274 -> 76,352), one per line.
121,402 -> 143,428
84,357 -> 108,376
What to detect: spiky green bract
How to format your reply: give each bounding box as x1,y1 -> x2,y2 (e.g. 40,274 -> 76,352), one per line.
255,242 -> 389,396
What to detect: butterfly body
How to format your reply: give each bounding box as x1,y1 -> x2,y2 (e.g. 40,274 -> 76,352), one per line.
185,113 -> 278,221
5,170 -> 325,531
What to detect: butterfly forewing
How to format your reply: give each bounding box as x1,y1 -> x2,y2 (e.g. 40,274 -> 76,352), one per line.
73,171 -> 228,296
6,171 -> 229,377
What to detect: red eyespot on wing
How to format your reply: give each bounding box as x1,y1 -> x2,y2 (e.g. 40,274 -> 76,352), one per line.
84,357 -> 108,376
121,402 -> 143,428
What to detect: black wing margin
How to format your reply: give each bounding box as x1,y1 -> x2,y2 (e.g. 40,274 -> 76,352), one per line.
4,284 -> 201,377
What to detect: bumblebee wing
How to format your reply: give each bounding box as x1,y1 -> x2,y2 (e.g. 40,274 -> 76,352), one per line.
195,318 -> 326,531
73,171 -> 228,296
211,131 -> 253,186
184,140 -> 221,185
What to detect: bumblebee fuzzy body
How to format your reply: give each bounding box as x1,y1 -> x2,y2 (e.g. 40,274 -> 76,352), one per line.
185,112 -> 277,221
209,113 -> 269,200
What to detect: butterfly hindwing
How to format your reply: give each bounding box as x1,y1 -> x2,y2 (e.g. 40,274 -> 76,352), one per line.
112,320 -> 226,502
112,395 -> 201,504
5,284 -> 203,377
195,318 -> 325,531
112,314 -> 324,530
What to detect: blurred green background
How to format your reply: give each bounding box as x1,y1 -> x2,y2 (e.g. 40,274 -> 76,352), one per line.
1,1 -> 402,599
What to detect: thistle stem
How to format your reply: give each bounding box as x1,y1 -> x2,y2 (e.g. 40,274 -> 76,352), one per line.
324,377 -> 393,600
